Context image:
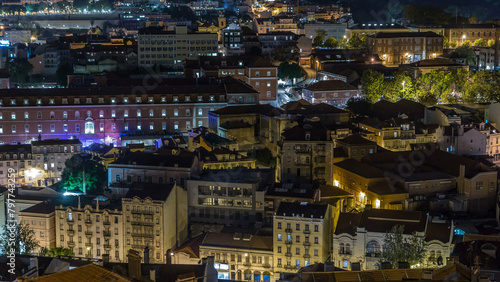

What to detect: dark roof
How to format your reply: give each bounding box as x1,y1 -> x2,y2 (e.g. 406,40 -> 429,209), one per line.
0,144 -> 31,153
349,23 -> 407,30
32,138 -> 82,146
319,184 -> 353,197
211,104 -> 284,116
444,23 -> 498,29
282,121 -> 330,141
195,168 -> 274,188
334,159 -> 385,179
276,202 -> 328,219
282,100 -> 347,115
20,201 -> 55,214
372,99 -> 426,121
201,132 -> 235,146
337,134 -> 376,146
173,232 -> 206,259
24,264 -> 129,282
158,264 -> 209,282
425,221 -> 452,243
305,80 -> 357,91
201,232 -> 273,251
266,182 -> 318,199
369,31 -> 442,38
124,183 -> 175,201
403,58 -> 464,67
110,151 -> 195,168
336,209 -> 427,235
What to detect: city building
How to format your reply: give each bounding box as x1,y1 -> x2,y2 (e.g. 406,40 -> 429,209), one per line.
18,201 -> 56,254
278,120 -> 334,185
243,57 -> 278,104
303,23 -> 347,41
333,209 -> 453,270
31,138 -> 82,186
199,232 -> 274,281
138,26 -> 218,69
273,202 -> 332,274
55,196 -> 125,262
186,168 -> 274,226
0,78 -> 259,146
302,80 -> 359,107
258,32 -> 297,55
221,23 -> 244,56
0,144 -> 33,186
253,18 -> 298,34
400,58 -> 469,78
346,23 -> 410,39
122,183 -> 188,264
367,32 -> 444,65
443,24 -> 500,47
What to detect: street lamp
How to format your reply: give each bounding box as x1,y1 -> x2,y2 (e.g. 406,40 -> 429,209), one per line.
402,81 -> 405,93
462,34 -> 466,46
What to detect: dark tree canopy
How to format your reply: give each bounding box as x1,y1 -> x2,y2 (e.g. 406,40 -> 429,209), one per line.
0,223 -> 39,255
278,62 -> 305,82
7,58 -> 33,86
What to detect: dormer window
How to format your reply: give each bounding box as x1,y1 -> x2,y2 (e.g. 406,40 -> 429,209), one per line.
62,98 -> 68,105
197,96 -> 203,102
185,96 -> 190,102
98,98 -> 104,104
161,96 -> 166,103
86,98 -> 92,104
136,97 -> 142,103
23,99 -> 29,105
123,97 -> 129,103
36,99 -> 42,105
148,97 -> 154,103
111,97 -> 116,104
173,96 -> 178,102
74,98 -> 80,104
305,133 -> 310,140
49,99 -> 55,105
10,99 -> 15,105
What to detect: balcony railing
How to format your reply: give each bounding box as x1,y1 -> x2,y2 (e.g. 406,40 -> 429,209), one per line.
143,210 -> 154,215
284,265 -> 298,270
339,250 -> 352,255
132,244 -> 144,249
84,231 -> 92,236
303,242 -> 310,246
143,222 -> 154,226
243,262 -> 251,267
103,231 -> 111,237
366,252 -> 381,258
285,228 -> 293,233
285,252 -> 292,257
85,242 -> 93,248
303,229 -> 310,234
285,240 -> 293,245
303,254 -> 311,259
263,263 -> 271,268
131,221 -> 142,226
103,221 -> 111,226
67,230 -> 75,236
67,241 -> 75,247
84,219 -> 92,225
104,244 -> 111,250
131,210 -> 142,214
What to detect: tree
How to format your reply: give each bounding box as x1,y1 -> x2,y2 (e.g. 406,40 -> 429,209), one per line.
487,39 -> 496,47
7,58 -> 33,87
379,225 -> 426,269
312,29 -> 327,47
416,70 -> 452,105
269,46 -> 299,63
324,37 -> 338,48
443,36 -> 450,48
56,63 -> 73,86
0,223 -> 40,255
40,246 -> 74,257
390,71 -> 417,101
468,16 -> 479,24
361,69 -> 385,103
255,148 -> 276,167
61,154 -> 106,194
473,38 -> 487,47
73,0 -> 89,10
464,71 -> 500,103
456,44 -> 477,65
348,33 -> 367,49
278,62 -> 304,83
449,41 -> 458,48
346,97 -> 372,118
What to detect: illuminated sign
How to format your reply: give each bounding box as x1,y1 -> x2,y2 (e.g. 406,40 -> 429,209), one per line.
0,39 -> 9,46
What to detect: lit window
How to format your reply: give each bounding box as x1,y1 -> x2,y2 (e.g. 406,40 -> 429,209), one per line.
149,110 -> 154,117
174,109 -> 178,116
137,110 -> 141,117
11,112 -> 16,120
24,112 -> 28,119
162,109 -> 166,117
63,111 -> 67,119
198,109 -> 203,116
85,121 -> 94,134
137,122 -> 142,130
11,125 -> 16,133
124,110 -> 128,118
99,110 -> 104,118
37,124 -> 42,133
111,110 -> 116,118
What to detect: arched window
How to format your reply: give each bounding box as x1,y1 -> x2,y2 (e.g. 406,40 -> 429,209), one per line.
339,243 -> 345,254
161,109 -> 166,117
137,110 -> 141,117
111,110 -> 116,118
75,124 -> 80,132
124,110 -> 129,117
429,250 -> 436,262
346,243 -> 351,254
63,111 -> 68,119
85,120 -> 94,134
11,112 -> 16,120
50,111 -> 55,119
75,111 -> 80,119
366,240 -> 381,256
149,110 -> 154,117
99,110 -> 104,118
174,109 -> 179,116
24,112 -> 29,119
186,109 -> 191,116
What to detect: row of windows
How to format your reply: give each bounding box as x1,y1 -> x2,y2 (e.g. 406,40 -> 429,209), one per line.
0,108 -> 208,120
277,222 -> 320,232
1,95 -> 218,106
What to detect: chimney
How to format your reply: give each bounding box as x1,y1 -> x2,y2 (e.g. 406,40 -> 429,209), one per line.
149,269 -> 156,282
127,249 -> 142,280
37,134 -> 42,141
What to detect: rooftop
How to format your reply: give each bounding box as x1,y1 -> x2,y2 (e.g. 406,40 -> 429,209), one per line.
201,232 -> 273,251
369,31 -> 442,38
124,183 -> 176,201
276,202 -> 329,219
305,80 -> 357,92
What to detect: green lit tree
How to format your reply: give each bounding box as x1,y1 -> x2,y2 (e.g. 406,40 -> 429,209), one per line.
361,68 -> 385,103
40,246 -> 75,257
391,71 -> 417,100
443,36 -> 450,48
61,154 -> 106,194
0,223 -> 40,255
312,29 -> 327,47
7,58 -> 34,87
348,33 -> 367,49
324,37 -> 338,48
416,70 -> 452,105
456,43 -> 477,65
379,225 -> 426,269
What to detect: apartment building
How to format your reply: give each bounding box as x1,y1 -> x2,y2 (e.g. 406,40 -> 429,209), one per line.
278,121 -> 334,185
0,144 -> 34,186
302,80 -> 359,107
243,57 -> 278,103
273,202 -> 332,274
18,201 -> 56,254
199,232 -> 274,281
31,138 -> 82,185
108,151 -> 199,196
187,168 -> 274,226
138,26 -> 218,69
122,183 -> 188,263
304,23 -> 347,41
333,209 -> 453,270
221,23 -> 244,56
444,24 -> 499,47
0,79 -> 259,146
254,17 -> 298,34
346,23 -> 409,39
55,196 -> 125,262
367,32 -> 443,65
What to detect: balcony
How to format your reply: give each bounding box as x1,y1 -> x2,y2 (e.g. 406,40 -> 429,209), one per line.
285,252 -> 292,257
84,231 -> 92,237
132,244 -> 144,249
66,219 -> 74,224
263,263 -> 271,268
131,221 -> 142,226
284,265 -> 298,270
67,230 -> 75,236
366,252 -> 381,258
303,229 -> 310,234
339,250 -> 352,255
285,228 -> 293,233
143,221 -> 154,226
85,242 -> 93,248
143,210 -> 154,215
84,220 -> 92,226
131,233 -> 142,237
303,254 -> 311,259
67,241 -> 75,247
303,242 -> 310,247
285,240 -> 293,245
103,221 -> 111,226
103,231 -> 111,237
104,244 -> 111,250
131,210 -> 142,214
243,262 -> 251,267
